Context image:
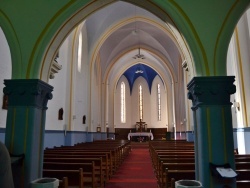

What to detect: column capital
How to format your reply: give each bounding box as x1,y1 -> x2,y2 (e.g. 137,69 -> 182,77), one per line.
3,79 -> 53,109
187,76 -> 236,109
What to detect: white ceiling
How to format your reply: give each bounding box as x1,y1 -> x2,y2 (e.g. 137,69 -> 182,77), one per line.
81,1 -> 189,83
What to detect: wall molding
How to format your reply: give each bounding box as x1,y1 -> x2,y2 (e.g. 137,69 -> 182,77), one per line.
233,127 -> 250,132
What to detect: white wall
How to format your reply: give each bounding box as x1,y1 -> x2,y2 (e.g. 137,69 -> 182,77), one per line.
72,24 -> 90,132
46,37 -> 70,130
90,57 -> 101,132
46,23 -> 90,132
114,75 -> 132,129
227,8 -> 250,128
227,8 -> 250,154
151,75 -> 167,128
0,27 -> 11,128
236,11 -> 250,127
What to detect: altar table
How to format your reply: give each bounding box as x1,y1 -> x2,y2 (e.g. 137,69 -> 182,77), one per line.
128,132 -> 154,140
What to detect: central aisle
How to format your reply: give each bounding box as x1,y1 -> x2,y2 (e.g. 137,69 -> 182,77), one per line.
106,142 -> 158,188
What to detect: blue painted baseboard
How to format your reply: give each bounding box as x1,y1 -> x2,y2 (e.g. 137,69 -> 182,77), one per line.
0,128 -> 5,143
0,128 -> 114,149
44,131 -> 110,148
186,131 -> 195,142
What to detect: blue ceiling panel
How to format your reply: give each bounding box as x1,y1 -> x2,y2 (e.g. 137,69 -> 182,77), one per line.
122,64 -> 158,94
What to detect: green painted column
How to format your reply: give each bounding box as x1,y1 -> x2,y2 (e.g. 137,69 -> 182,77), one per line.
3,79 -> 53,188
187,76 -> 236,188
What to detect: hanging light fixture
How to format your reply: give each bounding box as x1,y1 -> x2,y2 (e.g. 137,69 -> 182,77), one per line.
135,64 -> 144,74
132,6 -> 145,61
133,48 -> 145,59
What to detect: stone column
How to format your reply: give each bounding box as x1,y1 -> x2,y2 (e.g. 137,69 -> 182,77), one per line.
187,76 -> 236,188
3,79 -> 53,188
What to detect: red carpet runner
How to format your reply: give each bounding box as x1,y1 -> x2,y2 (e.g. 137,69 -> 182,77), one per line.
106,142 -> 158,188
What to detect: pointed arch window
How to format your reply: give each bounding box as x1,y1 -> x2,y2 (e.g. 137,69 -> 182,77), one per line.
77,32 -> 82,72
121,82 -> 126,123
139,84 -> 143,120
157,84 -> 161,121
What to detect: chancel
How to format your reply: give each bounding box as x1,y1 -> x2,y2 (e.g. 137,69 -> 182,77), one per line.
127,119 -> 153,141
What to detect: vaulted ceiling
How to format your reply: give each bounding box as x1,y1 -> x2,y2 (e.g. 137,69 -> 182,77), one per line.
82,1 -> 189,87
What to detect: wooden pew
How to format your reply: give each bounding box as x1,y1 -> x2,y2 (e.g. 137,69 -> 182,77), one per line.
236,180 -> 250,188
43,140 -> 131,187
161,164 -> 250,188
162,162 -> 250,187
151,153 -> 194,175
58,177 -> 68,188
51,140 -> 131,163
44,153 -> 111,181
43,158 -> 104,187
44,140 -> 131,178
155,157 -> 195,178
149,141 -> 250,188
149,141 -> 195,188
43,161 -> 103,188
235,157 -> 250,162
159,163 -> 195,187
43,168 -> 83,188
151,152 -> 194,170
154,155 -> 250,173
45,148 -> 119,173
236,169 -> 250,181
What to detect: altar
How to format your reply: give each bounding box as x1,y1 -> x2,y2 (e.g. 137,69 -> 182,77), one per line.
128,132 -> 154,140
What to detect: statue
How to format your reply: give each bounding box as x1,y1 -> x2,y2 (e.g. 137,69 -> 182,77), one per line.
58,108 -> 63,120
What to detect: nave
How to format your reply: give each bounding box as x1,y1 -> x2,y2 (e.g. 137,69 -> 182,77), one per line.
41,140 -> 250,188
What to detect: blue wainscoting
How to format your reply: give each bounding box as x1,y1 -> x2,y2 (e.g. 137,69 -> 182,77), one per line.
186,131 -> 195,142
0,128 -> 115,149
44,130 -> 115,148
0,128 -> 5,143
45,130 -> 91,148
44,130 -> 67,148
64,131 -> 88,146
245,128 -> 250,154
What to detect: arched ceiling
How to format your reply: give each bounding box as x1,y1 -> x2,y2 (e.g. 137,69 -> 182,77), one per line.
123,63 -> 160,94
82,1 -> 190,86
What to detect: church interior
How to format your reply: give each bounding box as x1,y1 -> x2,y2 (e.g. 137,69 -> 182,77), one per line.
0,1 -> 250,187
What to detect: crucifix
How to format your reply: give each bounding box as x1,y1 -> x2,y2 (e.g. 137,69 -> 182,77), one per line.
136,119 -> 146,132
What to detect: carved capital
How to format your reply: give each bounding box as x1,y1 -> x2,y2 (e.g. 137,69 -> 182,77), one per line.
4,79 -> 53,109
187,76 -> 236,109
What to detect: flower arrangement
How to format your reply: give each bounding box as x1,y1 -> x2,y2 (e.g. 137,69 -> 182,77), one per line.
137,136 -> 144,142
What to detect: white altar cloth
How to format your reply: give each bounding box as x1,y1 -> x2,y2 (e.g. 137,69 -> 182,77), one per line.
128,132 -> 154,140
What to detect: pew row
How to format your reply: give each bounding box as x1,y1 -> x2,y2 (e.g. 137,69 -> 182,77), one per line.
149,140 -> 250,188
44,153 -> 111,182
43,168 -> 83,188
43,157 -> 105,186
